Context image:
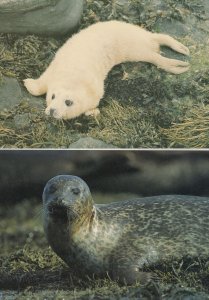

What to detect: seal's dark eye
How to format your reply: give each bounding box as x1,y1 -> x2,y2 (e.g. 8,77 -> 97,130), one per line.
65,99 -> 73,107
49,184 -> 57,194
52,94 -> 55,100
71,187 -> 80,195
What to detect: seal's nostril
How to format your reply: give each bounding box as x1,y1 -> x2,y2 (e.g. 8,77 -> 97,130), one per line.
71,187 -> 80,195
50,108 -> 55,117
49,184 -> 57,194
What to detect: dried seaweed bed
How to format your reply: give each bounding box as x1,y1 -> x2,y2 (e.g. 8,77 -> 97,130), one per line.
0,0 -> 209,148
1,198 -> 209,299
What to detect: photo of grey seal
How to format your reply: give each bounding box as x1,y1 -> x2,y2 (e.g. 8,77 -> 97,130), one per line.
43,175 -> 209,285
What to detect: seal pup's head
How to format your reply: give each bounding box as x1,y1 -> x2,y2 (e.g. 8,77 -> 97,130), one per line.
45,86 -> 97,120
43,175 -> 94,230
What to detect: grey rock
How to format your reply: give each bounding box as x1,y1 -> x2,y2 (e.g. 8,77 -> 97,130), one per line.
0,76 -> 22,110
69,137 -> 116,149
115,0 -> 139,20
114,0 -> 209,42
204,0 -> 209,18
21,96 -> 45,111
0,0 -> 84,36
14,113 -> 31,130
28,97 -> 45,111
153,1 -> 209,41
155,20 -> 189,37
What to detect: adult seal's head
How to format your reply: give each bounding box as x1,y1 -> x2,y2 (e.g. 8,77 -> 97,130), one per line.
43,175 -> 209,285
43,175 -> 95,263
43,174 -> 93,223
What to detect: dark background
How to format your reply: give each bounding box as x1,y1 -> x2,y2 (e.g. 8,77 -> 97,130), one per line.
1,150 -> 209,204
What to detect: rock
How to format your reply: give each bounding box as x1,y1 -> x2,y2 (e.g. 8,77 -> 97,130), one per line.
155,19 -> 189,37
69,137 -> 116,149
0,0 -> 84,36
114,0 -> 140,22
0,76 -> 22,110
20,96 -> 45,111
14,113 -> 31,130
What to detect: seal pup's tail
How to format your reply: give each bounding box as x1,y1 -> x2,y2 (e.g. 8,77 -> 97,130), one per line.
153,33 -> 190,56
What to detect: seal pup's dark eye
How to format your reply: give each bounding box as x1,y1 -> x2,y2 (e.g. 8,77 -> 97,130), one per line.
71,187 -> 80,195
52,94 -> 55,100
65,99 -> 73,107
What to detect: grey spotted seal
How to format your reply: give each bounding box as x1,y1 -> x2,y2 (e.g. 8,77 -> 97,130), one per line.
43,175 -> 209,285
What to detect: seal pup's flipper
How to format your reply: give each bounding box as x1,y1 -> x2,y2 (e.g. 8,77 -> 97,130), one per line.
24,69 -> 50,96
84,108 -> 100,117
153,33 -> 190,56
149,53 -> 190,74
24,78 -> 47,96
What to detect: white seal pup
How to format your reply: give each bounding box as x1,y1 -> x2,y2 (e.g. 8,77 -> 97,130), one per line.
24,21 -> 190,120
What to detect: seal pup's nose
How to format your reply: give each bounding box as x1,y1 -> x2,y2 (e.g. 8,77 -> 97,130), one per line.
50,108 -> 55,117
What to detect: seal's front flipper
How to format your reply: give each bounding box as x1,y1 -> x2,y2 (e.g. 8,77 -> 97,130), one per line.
110,251 -> 157,285
111,263 -> 156,285
24,78 -> 47,96
85,108 -> 100,117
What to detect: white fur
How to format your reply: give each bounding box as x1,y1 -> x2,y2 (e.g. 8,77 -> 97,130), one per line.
24,21 -> 190,120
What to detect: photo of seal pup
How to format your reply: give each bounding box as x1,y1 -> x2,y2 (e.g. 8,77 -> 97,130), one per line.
24,21 -> 190,120
43,175 -> 209,285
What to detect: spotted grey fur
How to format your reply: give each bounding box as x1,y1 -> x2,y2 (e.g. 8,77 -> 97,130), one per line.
43,175 -> 209,284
